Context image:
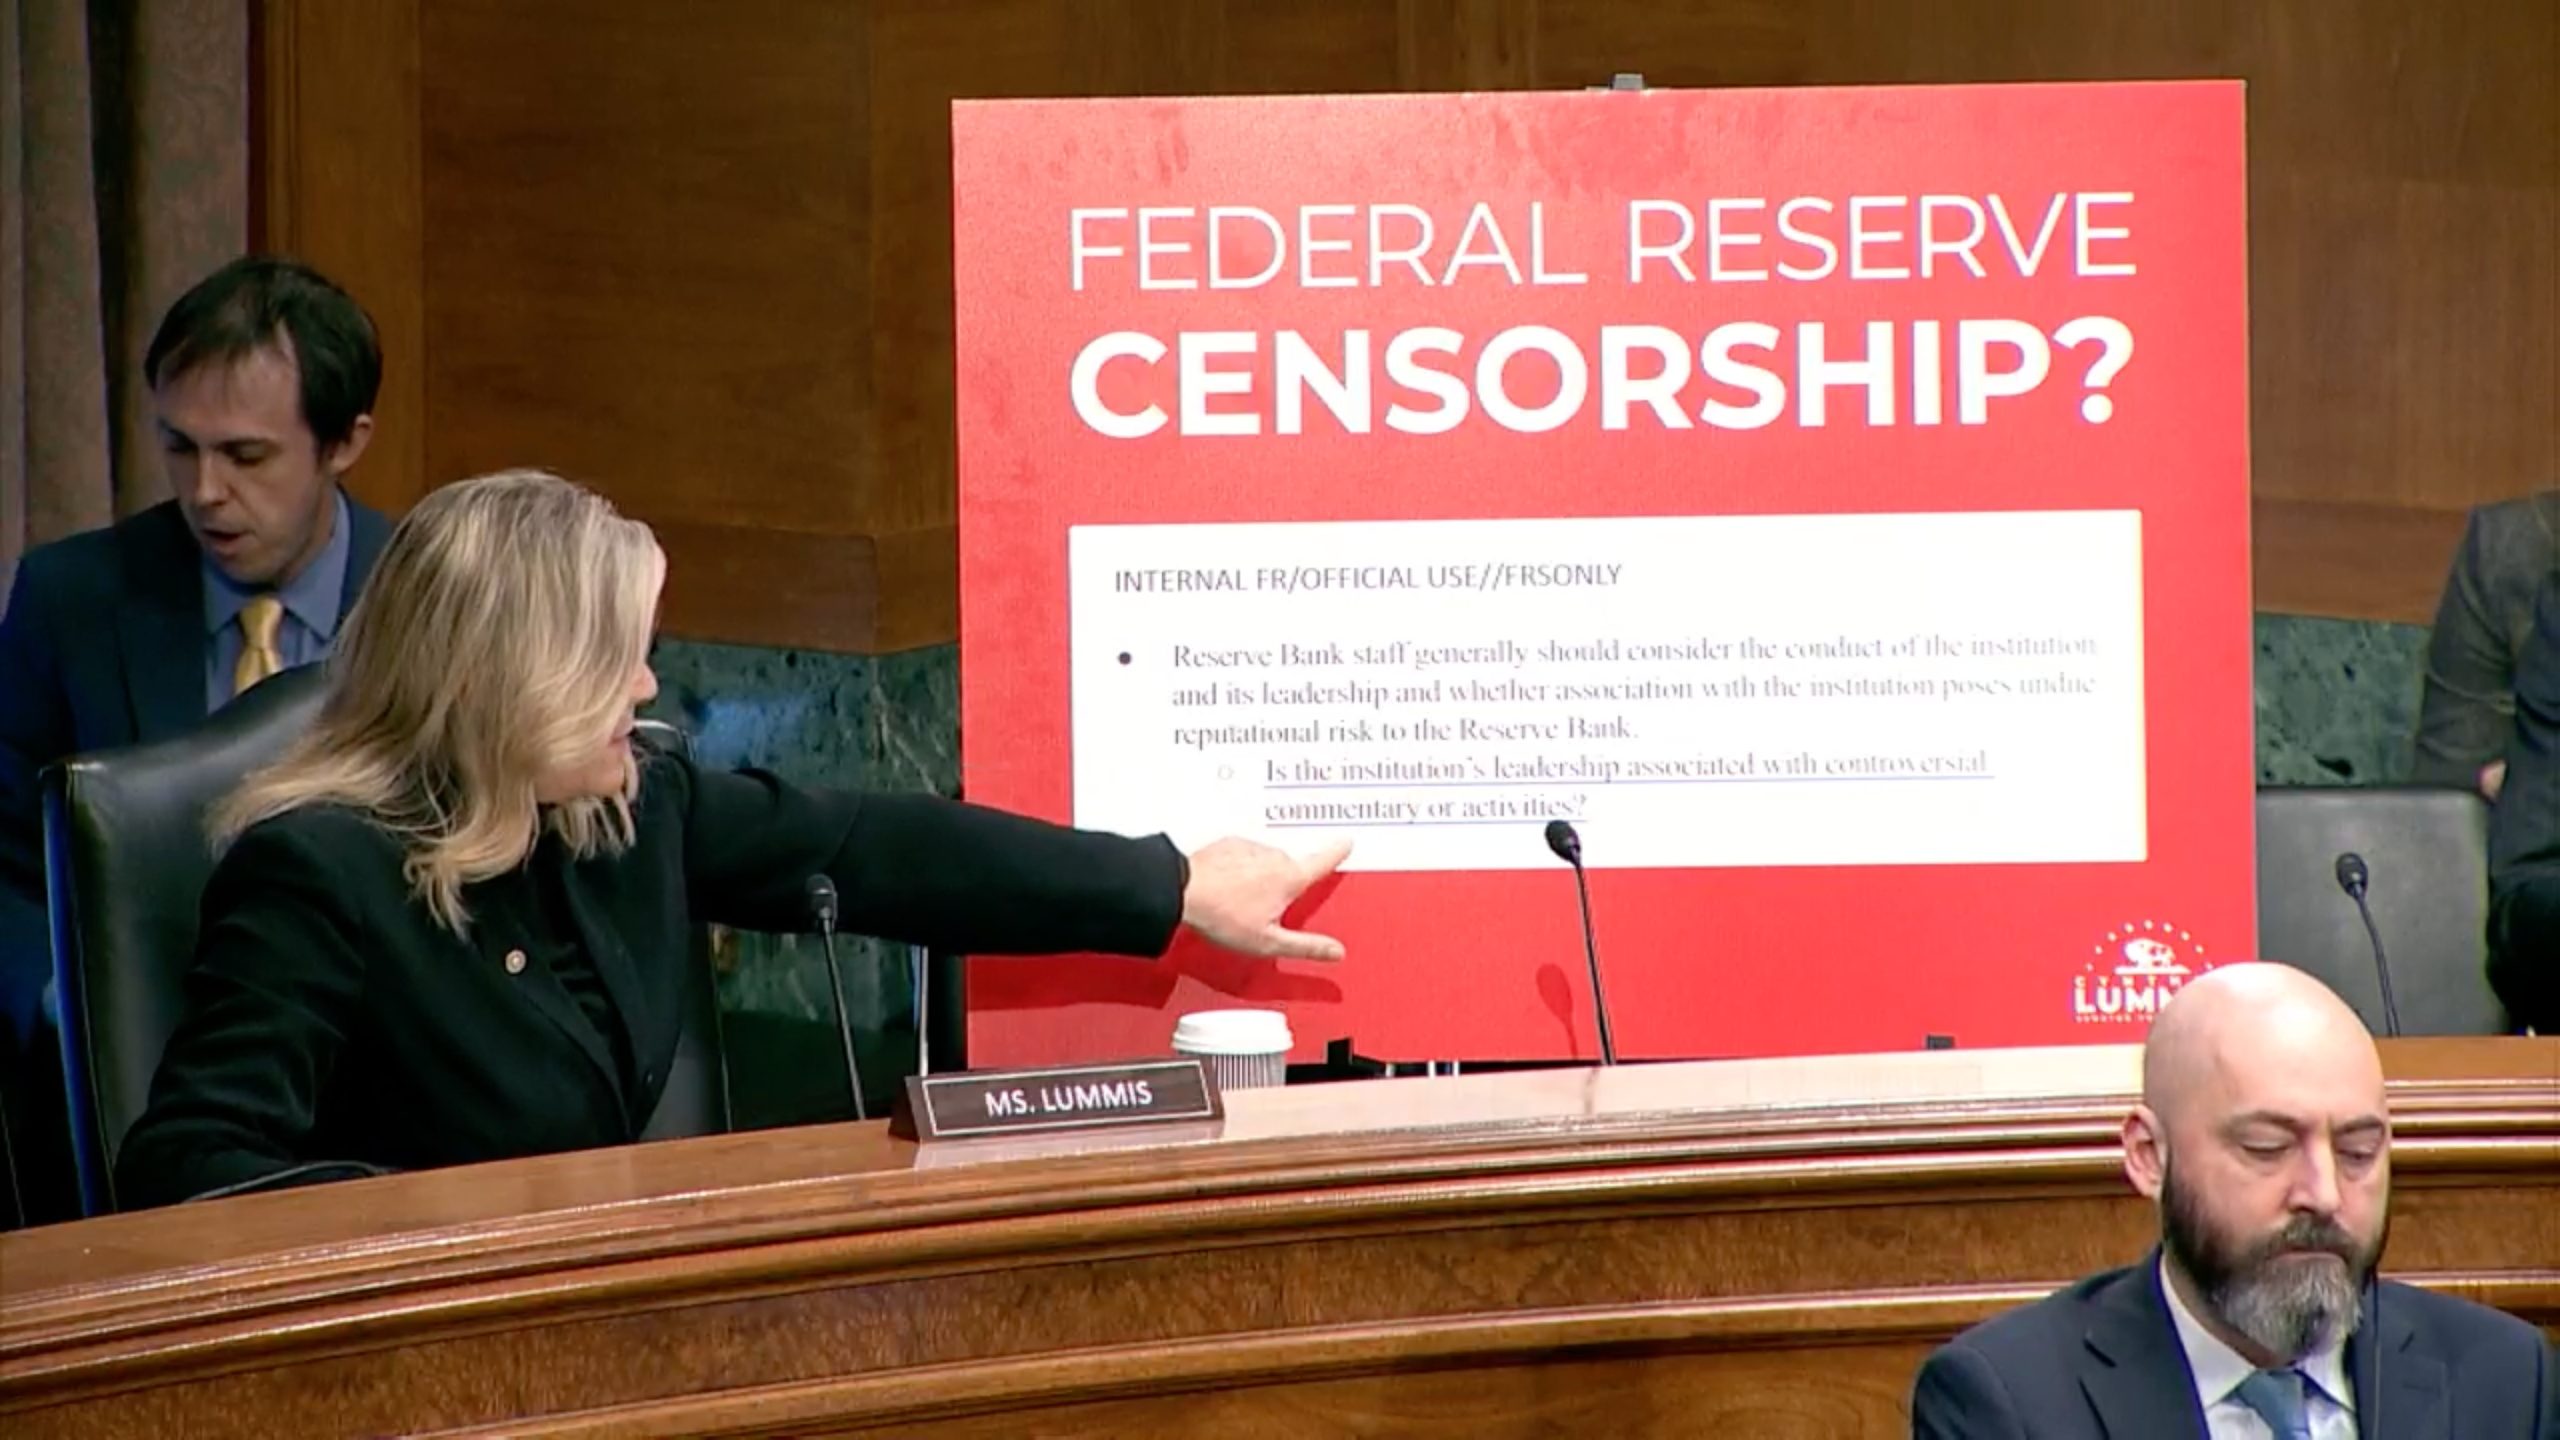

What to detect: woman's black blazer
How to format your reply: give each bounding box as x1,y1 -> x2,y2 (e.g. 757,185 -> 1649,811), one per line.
115,751 -> 1185,1207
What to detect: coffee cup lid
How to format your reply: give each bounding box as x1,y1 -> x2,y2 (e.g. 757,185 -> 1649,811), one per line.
1172,1008 -> 1293,1056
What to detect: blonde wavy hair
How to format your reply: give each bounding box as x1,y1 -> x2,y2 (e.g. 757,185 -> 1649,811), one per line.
215,469 -> 664,932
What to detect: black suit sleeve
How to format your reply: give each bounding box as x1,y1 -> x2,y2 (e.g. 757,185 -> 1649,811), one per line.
2488,572 -> 2560,1031
2414,508 -> 2519,789
0,556 -> 73,1048
2538,1333 -> 2558,1440
1910,1343 -> 2031,1440
114,821 -> 371,1210
670,757 -> 1185,958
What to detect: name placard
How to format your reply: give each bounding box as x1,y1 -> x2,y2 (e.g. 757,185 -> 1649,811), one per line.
891,1059 -> 1225,1142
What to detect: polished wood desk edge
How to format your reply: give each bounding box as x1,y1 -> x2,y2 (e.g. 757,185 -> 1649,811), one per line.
8,1089 -> 2550,1346
2,1045 -> 2550,1371
5,1121 -> 2553,1403
8,1040 -> 2547,1300
9,1039 -> 2539,1254
413,1272 -> 2560,1440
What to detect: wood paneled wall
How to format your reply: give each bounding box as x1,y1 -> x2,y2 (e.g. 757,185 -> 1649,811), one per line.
255,0 -> 2558,649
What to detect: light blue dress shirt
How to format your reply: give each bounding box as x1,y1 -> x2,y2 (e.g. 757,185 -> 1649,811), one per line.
201,490 -> 352,711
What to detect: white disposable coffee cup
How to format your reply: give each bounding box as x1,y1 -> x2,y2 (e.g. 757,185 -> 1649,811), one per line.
1172,1008 -> 1292,1090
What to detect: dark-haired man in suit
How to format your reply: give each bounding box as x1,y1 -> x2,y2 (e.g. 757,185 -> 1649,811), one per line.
0,256 -> 394,1223
1911,962 -> 2555,1438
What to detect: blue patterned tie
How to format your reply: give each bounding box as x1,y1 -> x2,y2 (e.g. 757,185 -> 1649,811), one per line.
2233,1367 -> 2314,1440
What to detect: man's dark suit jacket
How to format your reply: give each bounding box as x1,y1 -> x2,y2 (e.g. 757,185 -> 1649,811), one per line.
1910,1253 -> 2558,1439
0,497 -> 393,1048
115,750 -> 1189,1208
2489,569 -> 2560,1031
2414,491 -> 2559,790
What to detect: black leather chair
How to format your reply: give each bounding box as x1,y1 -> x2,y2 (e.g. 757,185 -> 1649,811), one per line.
42,675 -> 726,1214
44,666 -> 334,1214
2255,785 -> 2511,1036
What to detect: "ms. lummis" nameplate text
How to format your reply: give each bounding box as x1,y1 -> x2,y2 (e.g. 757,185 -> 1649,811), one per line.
892,1059 -> 1225,1142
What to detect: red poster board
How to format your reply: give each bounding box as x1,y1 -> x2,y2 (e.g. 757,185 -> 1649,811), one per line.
952,82 -> 2252,1064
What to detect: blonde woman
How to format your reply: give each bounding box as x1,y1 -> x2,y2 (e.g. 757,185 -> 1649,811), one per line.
117,471 -> 1346,1208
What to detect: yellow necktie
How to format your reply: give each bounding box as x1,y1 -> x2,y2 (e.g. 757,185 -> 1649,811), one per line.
234,594 -> 286,696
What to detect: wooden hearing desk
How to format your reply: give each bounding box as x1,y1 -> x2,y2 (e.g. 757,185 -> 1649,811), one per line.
2,1039 -> 2553,1437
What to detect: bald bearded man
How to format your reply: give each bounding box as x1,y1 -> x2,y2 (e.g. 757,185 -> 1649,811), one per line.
1911,964 -> 2555,1439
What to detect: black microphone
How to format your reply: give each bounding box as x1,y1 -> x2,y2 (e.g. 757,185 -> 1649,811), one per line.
804,875 -> 868,1121
1543,819 -> 1617,1065
2333,853 -> 2401,1038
